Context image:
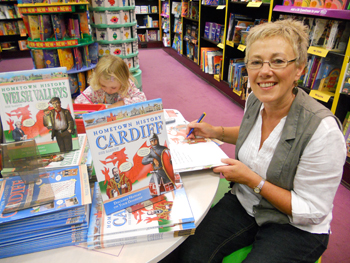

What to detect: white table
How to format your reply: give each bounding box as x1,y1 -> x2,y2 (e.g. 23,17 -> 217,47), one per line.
0,169 -> 220,263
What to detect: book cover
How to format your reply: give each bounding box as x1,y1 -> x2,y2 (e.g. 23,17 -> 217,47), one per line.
190,2 -> 199,20
0,165 -> 91,225
51,14 -> 67,40
81,45 -> 91,67
171,2 -> 182,16
0,67 -> 80,155
181,1 -> 188,17
28,15 -> 40,40
83,98 -> 176,215
78,12 -> 90,36
77,72 -> 86,92
340,62 -> 350,94
312,53 -> 342,92
87,182 -> 195,249
43,49 -> 60,68
213,55 -> 223,75
38,14 -> 54,41
73,47 -> 83,70
325,0 -> 348,9
30,49 -> 45,69
88,42 -> 99,64
57,48 -> 74,71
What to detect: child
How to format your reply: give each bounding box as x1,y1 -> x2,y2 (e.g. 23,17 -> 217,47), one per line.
74,55 -> 146,108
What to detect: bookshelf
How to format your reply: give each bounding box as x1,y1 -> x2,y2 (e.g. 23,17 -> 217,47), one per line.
0,0 -> 30,59
135,0 -> 163,48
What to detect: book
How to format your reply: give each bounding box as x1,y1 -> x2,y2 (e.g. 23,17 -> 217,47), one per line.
30,49 -> 45,69
73,47 -> 83,70
82,98 -> 176,215
57,48 -> 74,71
325,0 -> 348,9
78,12 -> 90,36
28,15 -> 40,40
43,49 -> 60,68
0,67 -> 80,155
311,53 -> 343,92
87,182 -> 195,249
0,165 -> 91,225
340,62 -> 350,94
38,14 -> 54,41
51,14 -> 67,40
164,109 -> 229,173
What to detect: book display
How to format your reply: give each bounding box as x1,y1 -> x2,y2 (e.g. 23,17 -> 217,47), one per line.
161,0 -> 170,47
90,0 -> 142,90
0,0 -> 30,59
0,164 -> 92,258
17,1 -> 96,98
0,67 -> 80,155
135,0 -> 163,47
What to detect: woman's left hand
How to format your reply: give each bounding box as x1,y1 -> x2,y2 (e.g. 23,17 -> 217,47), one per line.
213,158 -> 261,188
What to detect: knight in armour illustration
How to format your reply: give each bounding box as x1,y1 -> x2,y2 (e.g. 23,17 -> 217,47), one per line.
142,133 -> 175,196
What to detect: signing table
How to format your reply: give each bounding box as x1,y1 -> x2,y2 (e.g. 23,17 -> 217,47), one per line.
0,169 -> 220,263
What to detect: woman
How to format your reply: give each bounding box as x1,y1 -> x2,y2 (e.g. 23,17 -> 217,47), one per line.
177,20 -> 346,263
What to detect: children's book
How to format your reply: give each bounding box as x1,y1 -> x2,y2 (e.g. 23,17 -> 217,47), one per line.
43,49 -> 60,68
87,182 -> 195,249
30,49 -> 45,69
28,15 -> 40,40
340,62 -> 350,94
0,165 -> 91,225
164,109 -> 229,173
0,67 -> 80,155
83,98 -> 176,215
58,48 -> 74,71
78,12 -> 90,36
51,14 -> 67,40
38,14 -> 54,41
73,47 -> 83,70
311,53 -> 342,92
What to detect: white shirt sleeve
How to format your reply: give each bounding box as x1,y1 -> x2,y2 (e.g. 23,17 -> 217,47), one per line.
289,116 -> 346,226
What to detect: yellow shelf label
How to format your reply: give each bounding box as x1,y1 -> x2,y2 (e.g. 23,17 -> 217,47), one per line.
309,90 -> 334,103
237,44 -> 246,52
217,43 -> 224,49
307,46 -> 329,57
216,5 -> 225,9
214,74 -> 220,82
233,89 -> 242,96
247,2 -> 262,7
226,41 -> 234,47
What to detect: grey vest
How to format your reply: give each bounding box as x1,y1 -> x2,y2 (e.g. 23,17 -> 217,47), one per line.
235,88 -> 341,225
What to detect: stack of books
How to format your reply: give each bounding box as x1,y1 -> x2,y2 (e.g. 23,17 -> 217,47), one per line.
0,165 -> 92,258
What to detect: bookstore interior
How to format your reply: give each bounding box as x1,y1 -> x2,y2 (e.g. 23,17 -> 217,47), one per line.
0,0 -> 349,261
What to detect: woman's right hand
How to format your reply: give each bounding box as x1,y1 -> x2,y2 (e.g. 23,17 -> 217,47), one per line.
186,121 -> 221,140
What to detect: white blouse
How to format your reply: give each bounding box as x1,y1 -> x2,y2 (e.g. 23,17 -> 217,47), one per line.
232,101 -> 346,234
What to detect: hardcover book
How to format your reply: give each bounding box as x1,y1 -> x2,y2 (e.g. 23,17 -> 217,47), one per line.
82,98 -> 176,215
28,15 -> 40,40
57,48 -> 75,71
0,67 -> 80,155
43,49 -> 60,68
51,14 -> 68,40
0,165 -> 91,225
87,182 -> 195,249
38,14 -> 54,41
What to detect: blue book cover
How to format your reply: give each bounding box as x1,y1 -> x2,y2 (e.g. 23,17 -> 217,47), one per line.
0,165 -> 91,225
83,98 -> 176,215
0,67 -> 80,155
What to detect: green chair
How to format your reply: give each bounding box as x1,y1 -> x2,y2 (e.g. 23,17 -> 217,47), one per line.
222,245 -> 322,263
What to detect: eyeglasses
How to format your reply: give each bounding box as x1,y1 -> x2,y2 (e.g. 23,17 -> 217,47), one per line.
245,58 -> 297,70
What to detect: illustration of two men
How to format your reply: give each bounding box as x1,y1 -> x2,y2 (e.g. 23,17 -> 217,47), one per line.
43,97 -> 74,153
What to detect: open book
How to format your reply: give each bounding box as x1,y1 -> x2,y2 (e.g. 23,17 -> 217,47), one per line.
164,109 -> 228,173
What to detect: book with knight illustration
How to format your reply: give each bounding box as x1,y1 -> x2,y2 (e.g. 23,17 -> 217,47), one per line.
83,98 -> 177,215
87,180 -> 195,249
0,67 -> 80,155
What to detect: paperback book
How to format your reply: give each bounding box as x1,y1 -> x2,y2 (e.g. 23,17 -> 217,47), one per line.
83,98 -> 176,215
87,182 -> 195,249
0,67 -> 80,155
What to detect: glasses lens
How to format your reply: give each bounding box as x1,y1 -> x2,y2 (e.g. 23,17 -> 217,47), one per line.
270,59 -> 288,69
247,60 -> 263,69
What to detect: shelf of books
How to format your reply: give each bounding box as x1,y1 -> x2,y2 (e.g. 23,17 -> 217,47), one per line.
0,0 -> 31,58
135,0 -> 163,47
17,1 -> 97,98
161,0 -> 170,47
90,0 -> 142,89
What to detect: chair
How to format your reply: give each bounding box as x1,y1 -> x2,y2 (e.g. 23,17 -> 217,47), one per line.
222,245 -> 322,263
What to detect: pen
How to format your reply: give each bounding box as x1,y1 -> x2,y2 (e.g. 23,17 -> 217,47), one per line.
186,112 -> 206,138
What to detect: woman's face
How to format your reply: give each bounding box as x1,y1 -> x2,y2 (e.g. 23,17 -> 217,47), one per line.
99,77 -> 121,95
246,36 -> 304,107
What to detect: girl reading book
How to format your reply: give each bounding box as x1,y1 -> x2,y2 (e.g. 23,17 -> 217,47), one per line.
74,55 -> 146,108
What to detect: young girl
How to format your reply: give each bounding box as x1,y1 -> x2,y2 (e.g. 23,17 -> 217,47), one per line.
74,55 -> 146,108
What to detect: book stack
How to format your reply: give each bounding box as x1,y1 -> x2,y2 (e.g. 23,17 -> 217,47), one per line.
0,165 -> 92,259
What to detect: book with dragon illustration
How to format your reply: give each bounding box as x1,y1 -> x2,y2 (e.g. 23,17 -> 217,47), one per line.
0,67 -> 80,155
83,98 -> 176,215
87,182 -> 195,249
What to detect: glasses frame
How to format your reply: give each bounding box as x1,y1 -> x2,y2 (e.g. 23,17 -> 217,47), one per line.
245,58 -> 298,70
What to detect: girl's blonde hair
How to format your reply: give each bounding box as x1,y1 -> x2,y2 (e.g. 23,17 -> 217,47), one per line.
245,19 -> 309,67
89,55 -> 135,97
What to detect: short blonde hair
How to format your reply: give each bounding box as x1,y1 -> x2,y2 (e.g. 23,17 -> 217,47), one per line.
89,55 -> 132,97
245,19 -> 309,67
